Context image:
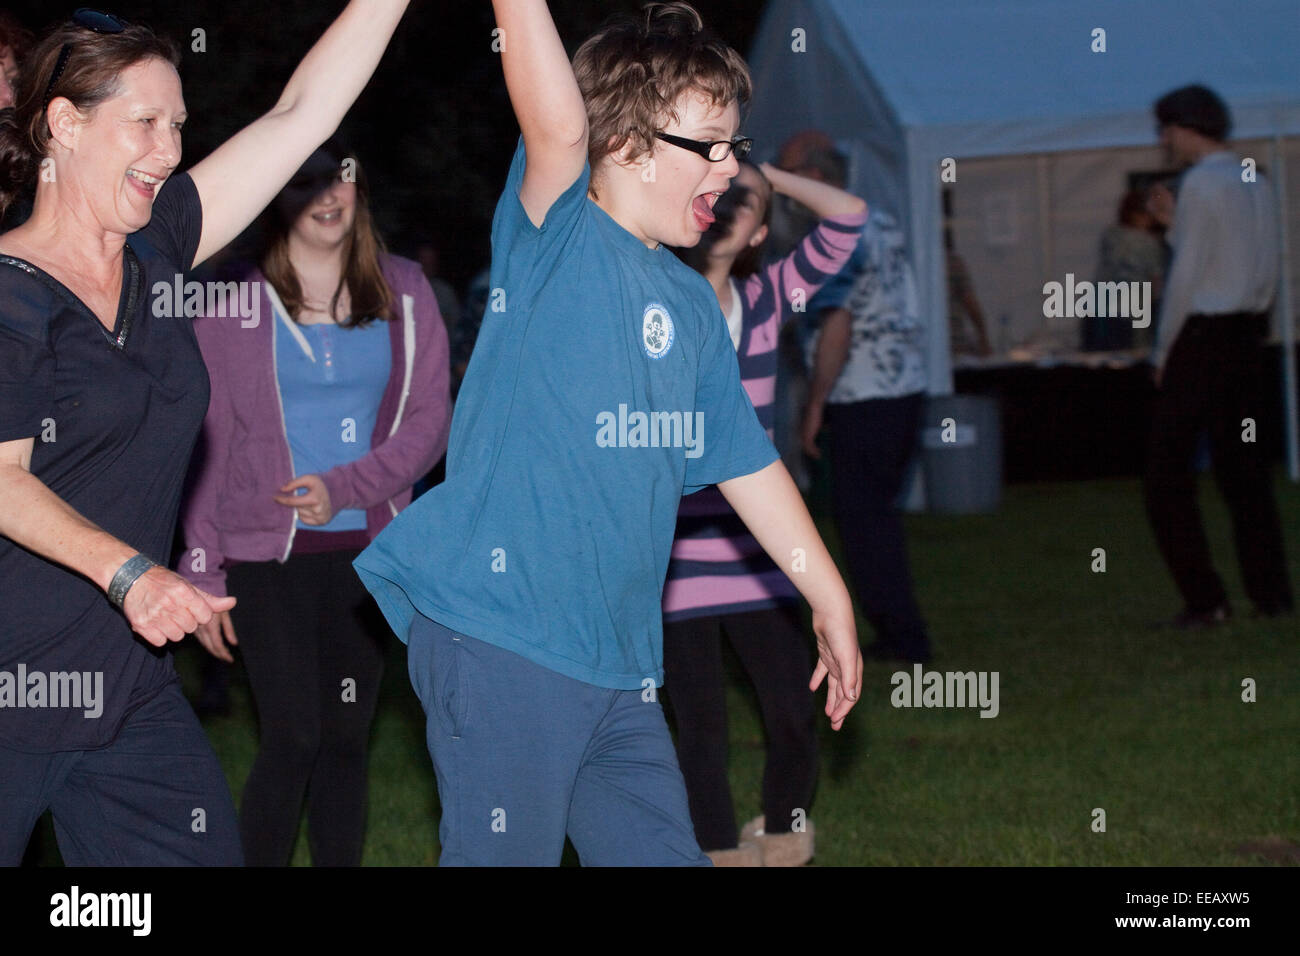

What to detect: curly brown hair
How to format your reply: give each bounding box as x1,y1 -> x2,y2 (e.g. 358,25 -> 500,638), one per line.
572,2 -> 750,196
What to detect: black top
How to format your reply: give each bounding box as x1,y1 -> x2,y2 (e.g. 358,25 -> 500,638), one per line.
0,173 -> 208,752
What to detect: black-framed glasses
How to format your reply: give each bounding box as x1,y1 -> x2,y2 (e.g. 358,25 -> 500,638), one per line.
655,131 -> 754,163
43,9 -> 129,109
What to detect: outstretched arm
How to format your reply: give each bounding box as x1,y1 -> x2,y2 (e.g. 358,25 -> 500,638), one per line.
188,0 -> 409,267
492,0 -> 589,226
718,460 -> 862,730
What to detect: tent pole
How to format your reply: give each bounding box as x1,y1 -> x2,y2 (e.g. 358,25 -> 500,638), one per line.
1271,134 -> 1298,482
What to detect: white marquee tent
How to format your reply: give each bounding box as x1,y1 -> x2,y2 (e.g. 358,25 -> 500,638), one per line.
745,0 -> 1300,478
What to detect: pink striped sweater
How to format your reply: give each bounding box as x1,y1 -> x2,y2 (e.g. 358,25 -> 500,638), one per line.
662,210 -> 868,621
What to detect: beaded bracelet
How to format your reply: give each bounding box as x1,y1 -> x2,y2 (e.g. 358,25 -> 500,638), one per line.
107,553 -> 157,609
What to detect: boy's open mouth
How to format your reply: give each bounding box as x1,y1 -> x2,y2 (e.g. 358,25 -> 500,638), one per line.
692,190 -> 723,229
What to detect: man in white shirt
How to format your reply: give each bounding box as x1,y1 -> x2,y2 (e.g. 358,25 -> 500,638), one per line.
1144,85 -> 1293,628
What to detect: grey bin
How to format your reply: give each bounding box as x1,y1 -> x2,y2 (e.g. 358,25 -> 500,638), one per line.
920,395 -> 1002,514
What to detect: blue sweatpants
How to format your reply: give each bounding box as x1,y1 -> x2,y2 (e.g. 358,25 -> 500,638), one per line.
408,614 -> 711,867
0,680 -> 242,866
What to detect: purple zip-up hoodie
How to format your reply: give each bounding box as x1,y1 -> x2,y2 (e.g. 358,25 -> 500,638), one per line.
177,252 -> 451,597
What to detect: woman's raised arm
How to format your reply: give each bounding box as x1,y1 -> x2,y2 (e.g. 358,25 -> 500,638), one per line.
188,0 -> 409,267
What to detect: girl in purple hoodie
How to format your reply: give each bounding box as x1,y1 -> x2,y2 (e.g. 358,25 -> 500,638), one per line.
179,140 -> 450,865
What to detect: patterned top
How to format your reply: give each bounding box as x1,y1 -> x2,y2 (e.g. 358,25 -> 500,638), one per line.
662,210 -> 868,622
802,210 -> 927,403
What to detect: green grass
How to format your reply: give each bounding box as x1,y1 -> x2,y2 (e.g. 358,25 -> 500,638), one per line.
30,472 -> 1300,865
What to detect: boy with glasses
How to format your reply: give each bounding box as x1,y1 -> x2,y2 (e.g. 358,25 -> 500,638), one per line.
355,0 -> 862,866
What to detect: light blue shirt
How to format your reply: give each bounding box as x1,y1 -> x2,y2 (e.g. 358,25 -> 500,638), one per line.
276,316 -> 391,531
354,140 -> 778,688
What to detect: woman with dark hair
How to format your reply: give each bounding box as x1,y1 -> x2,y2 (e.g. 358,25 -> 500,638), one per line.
665,161 -> 866,865
178,140 -> 450,866
0,3 -> 410,866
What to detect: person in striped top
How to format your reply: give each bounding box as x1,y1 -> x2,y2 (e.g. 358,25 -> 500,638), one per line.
664,161 -> 867,865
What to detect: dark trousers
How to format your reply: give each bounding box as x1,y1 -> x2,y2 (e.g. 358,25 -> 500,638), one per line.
226,548 -> 386,866
662,606 -> 817,852
1144,313 -> 1293,614
0,681 -> 242,866
826,392 -> 931,659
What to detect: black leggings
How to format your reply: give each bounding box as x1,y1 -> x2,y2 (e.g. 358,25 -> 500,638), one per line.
226,548 -> 386,866
662,606 -> 817,852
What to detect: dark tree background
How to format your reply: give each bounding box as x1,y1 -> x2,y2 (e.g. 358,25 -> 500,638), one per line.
4,0 -> 765,290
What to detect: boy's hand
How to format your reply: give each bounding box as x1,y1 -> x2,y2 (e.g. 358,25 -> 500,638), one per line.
809,605 -> 861,730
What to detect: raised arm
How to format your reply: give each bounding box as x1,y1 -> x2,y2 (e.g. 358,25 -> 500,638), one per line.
492,0 -> 589,226
718,460 -> 862,730
760,163 -> 866,221
754,168 -> 867,331
188,0 -> 409,267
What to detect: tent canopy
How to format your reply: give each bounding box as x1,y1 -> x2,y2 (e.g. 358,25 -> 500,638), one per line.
749,0 -> 1300,159
746,0 -> 1300,479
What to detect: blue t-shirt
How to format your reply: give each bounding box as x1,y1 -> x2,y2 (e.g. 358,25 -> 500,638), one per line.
354,140 -> 777,689
275,316 -> 390,531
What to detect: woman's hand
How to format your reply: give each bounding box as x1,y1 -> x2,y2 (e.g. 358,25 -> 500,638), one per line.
121,567 -> 236,648
274,473 -> 334,525
758,162 -> 783,191
195,609 -> 239,663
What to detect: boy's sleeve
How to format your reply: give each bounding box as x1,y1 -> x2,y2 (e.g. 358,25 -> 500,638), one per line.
683,303 -> 780,495
491,137 -> 591,272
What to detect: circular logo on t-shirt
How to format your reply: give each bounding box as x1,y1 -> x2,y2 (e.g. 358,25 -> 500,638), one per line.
642,303 -> 675,359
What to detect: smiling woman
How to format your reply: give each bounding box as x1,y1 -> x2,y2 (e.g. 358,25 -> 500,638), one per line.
0,2 -> 411,867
